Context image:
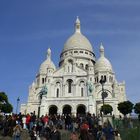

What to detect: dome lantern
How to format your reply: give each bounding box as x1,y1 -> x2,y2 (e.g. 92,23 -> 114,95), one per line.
47,48 -> 51,60
75,16 -> 81,33
100,43 -> 105,57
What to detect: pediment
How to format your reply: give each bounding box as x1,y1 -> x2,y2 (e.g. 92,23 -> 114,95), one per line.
53,64 -> 87,77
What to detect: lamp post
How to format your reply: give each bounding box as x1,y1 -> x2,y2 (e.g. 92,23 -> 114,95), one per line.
16,97 -> 20,114
38,93 -> 43,118
99,77 -> 108,114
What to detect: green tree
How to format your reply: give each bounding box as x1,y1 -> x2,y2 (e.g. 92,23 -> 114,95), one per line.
134,102 -> 140,114
1,103 -> 13,113
0,92 -> 8,103
134,102 -> 140,121
118,101 -> 133,116
101,104 -> 113,115
0,92 -> 13,113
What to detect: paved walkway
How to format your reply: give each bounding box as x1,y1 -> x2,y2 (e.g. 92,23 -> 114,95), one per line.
0,129 -> 71,140
0,130 -> 31,140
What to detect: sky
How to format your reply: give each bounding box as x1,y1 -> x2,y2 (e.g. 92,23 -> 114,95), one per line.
0,0 -> 140,113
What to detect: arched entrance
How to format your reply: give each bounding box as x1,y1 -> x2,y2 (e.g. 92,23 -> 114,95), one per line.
49,105 -> 58,115
77,104 -> 86,116
63,105 -> 72,115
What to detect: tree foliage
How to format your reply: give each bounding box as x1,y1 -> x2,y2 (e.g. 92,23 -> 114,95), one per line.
0,92 -> 13,113
118,101 -> 133,116
101,104 -> 113,115
134,102 -> 140,114
0,92 -> 8,103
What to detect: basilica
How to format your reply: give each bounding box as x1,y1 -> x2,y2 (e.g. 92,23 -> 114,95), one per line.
20,17 -> 126,116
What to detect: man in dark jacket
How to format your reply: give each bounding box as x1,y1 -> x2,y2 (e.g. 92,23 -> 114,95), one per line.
50,125 -> 61,140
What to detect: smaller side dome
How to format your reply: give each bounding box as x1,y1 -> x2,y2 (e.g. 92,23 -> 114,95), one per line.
39,48 -> 56,74
95,43 -> 113,72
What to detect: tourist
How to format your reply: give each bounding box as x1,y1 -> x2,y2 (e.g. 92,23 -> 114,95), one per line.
22,115 -> 26,129
13,121 -> 22,140
30,126 -> 37,140
26,114 -> 31,130
50,125 -> 61,140
70,132 -> 79,140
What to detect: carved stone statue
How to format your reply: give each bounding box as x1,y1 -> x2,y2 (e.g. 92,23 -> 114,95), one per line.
39,84 -> 48,99
87,82 -> 94,95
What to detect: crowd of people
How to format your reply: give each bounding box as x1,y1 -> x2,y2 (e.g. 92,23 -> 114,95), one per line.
0,112 -> 122,140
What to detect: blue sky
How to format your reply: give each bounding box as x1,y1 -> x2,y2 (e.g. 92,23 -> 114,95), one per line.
0,0 -> 140,113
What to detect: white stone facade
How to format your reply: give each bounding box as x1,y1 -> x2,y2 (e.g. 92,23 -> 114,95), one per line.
20,17 -> 127,116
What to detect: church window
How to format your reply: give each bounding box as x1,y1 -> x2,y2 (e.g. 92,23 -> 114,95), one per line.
80,63 -> 84,68
65,53 -> 68,56
68,59 -> 73,64
80,51 -> 83,53
42,78 -> 45,84
74,51 -> 78,53
85,64 -> 88,70
67,79 -> 73,93
56,88 -> 59,97
95,77 -> 96,83
104,75 -> 107,82
81,88 -> 84,97
85,52 -> 88,54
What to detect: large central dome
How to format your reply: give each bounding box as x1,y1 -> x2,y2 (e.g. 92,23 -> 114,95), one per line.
63,17 -> 93,53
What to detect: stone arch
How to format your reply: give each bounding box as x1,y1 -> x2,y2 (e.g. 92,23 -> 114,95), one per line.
63,104 -> 72,115
49,105 -> 58,115
77,104 -> 86,116
54,80 -> 62,86
68,59 -> 73,64
76,79 -> 87,85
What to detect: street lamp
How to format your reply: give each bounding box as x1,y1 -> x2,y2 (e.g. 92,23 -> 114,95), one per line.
100,77 -> 108,113
16,97 -> 20,114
